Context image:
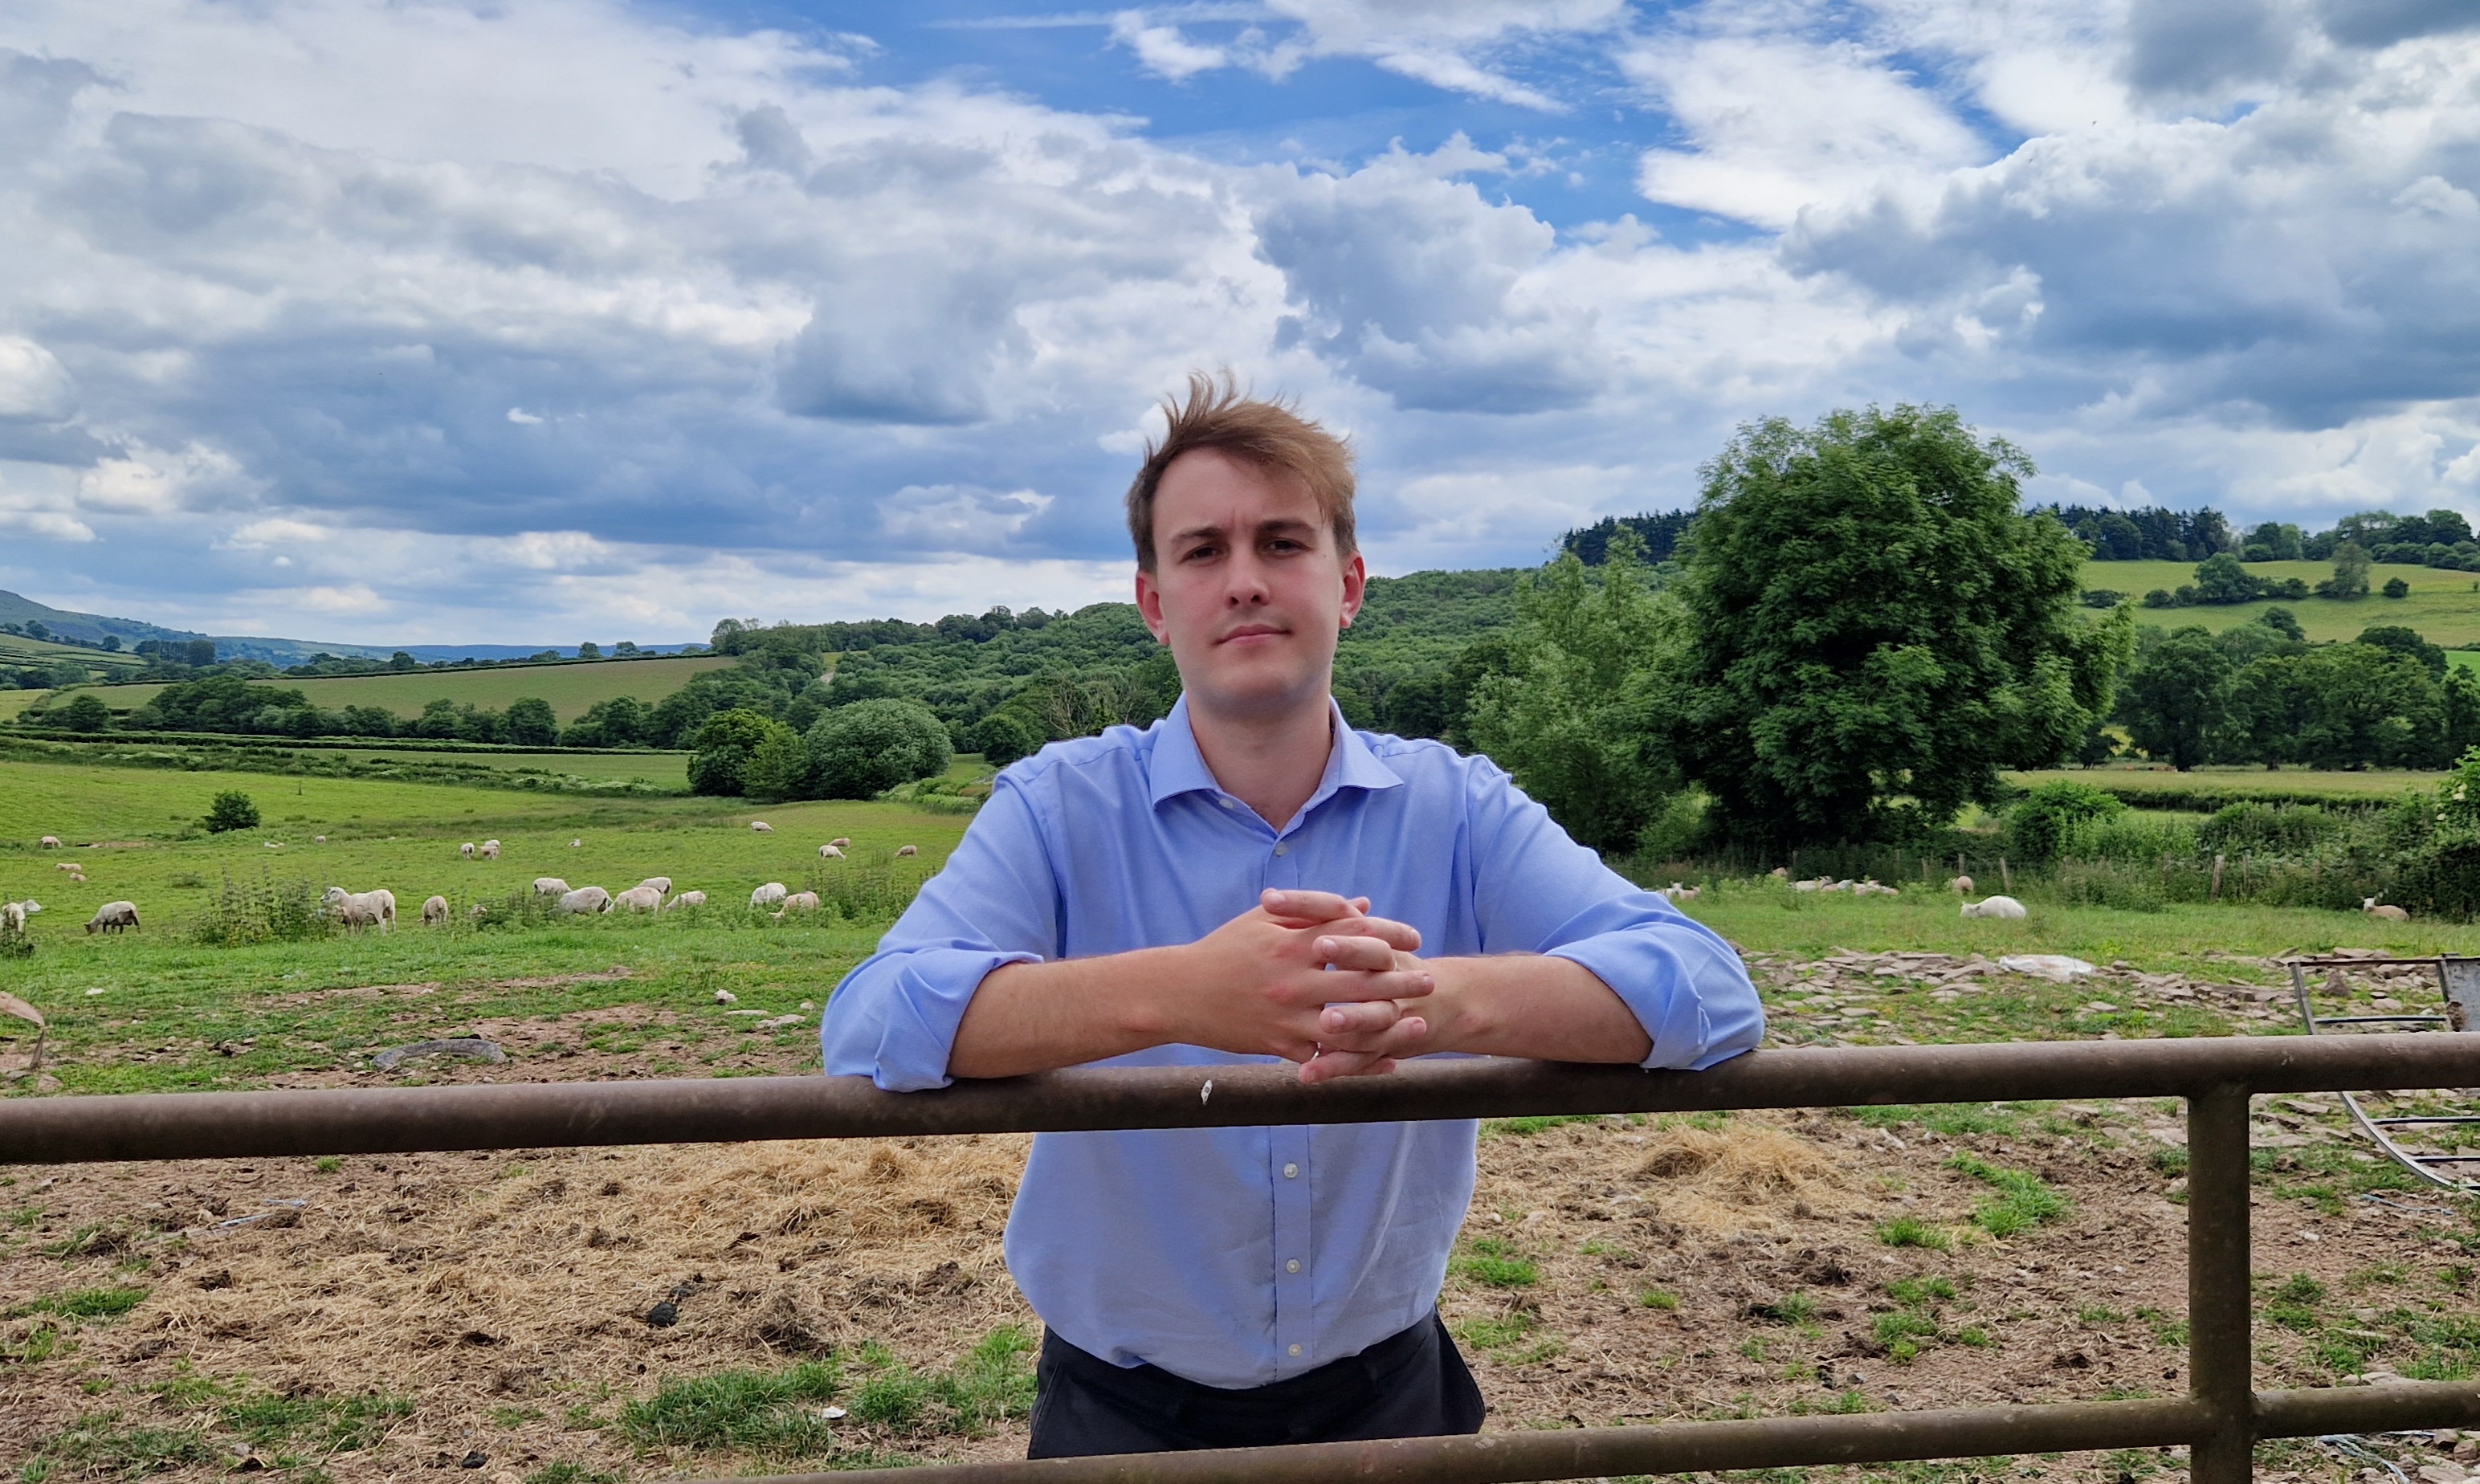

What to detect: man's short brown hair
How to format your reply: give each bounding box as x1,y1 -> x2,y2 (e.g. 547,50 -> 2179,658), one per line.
1125,373 -> 1356,572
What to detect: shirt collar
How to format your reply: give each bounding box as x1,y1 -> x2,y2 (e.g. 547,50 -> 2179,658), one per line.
1148,693 -> 1405,812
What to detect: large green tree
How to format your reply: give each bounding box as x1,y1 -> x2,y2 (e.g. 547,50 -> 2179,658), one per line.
1662,405 -> 2131,849
2116,627 -> 2234,770
1464,536 -> 1681,855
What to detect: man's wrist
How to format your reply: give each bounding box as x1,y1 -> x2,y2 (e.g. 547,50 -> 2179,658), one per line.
1112,944 -> 1192,1047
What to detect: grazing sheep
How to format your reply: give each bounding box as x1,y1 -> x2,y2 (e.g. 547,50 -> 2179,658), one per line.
479,840 -> 500,859
263,841 -> 281,850
750,882 -> 789,909
773,891 -> 821,917
1768,866 -> 1789,880
84,901 -> 140,935
313,835 -> 327,844
2,902 -> 24,936
39,836 -> 60,849
569,838 -> 582,848
665,890 -> 707,910
1948,875 -> 1974,894
557,887 -> 613,915
460,842 -> 476,859
1855,879 -> 1900,897
421,895 -> 449,927
1960,895 -> 2028,920
818,844 -> 845,860
828,837 -> 851,850
750,821 -> 773,834
1658,882 -> 1701,902
66,873 -> 85,884
614,885 -> 665,914
895,844 -> 919,858
322,887 -> 397,932
55,862 -> 80,873
635,876 -> 673,895
1790,878 -> 1824,892
533,877 -> 571,896
2364,897 -> 2411,923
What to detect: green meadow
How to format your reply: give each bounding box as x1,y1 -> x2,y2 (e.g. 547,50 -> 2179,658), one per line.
72,653 -> 736,724
2083,557 -> 2480,644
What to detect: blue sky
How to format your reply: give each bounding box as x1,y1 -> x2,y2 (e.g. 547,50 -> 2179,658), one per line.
0,0 -> 2476,644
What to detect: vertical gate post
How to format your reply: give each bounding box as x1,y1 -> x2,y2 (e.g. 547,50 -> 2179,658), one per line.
2188,1082 -> 2254,1483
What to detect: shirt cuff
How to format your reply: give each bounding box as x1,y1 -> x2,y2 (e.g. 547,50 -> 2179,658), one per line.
823,948 -> 1042,1092
1544,936 -> 1757,1072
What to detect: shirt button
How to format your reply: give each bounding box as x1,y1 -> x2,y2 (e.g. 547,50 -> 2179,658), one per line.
1287,1259 -> 1300,1274
1288,1343 -> 1302,1357
1219,797 -> 1234,809
1273,843 -> 1288,857
1283,1163 -> 1299,1179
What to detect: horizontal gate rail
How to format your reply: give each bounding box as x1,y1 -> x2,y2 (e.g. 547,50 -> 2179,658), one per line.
4,1034 -> 2479,1163
7,1034 -> 2480,1483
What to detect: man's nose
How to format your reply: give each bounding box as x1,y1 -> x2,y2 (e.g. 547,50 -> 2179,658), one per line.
1224,553 -> 1273,605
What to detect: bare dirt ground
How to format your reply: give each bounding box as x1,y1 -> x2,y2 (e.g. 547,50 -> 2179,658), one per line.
6,953 -> 2480,1484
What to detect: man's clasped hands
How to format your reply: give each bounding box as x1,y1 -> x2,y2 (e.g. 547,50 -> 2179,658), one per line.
1177,887 -> 1438,1085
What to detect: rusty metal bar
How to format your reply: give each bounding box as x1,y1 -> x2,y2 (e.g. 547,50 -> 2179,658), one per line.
713,1396 -> 2215,1484
9,1033 -> 2480,1165
2188,1082 -> 2254,1484
2254,1380 -> 2480,1437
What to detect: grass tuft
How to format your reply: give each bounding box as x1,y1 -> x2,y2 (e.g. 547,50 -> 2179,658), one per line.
1947,1154 -> 2069,1237
1454,1237 -> 1540,1288
1874,1217 -> 1952,1251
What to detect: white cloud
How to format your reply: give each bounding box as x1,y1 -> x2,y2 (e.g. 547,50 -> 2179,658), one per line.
879,485 -> 1058,552
75,443 -> 256,516
506,407 -> 545,425
0,336 -> 75,420
1100,0 -> 1621,107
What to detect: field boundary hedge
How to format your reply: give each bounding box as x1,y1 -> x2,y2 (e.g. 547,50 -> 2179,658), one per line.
2080,781 -> 2415,813
0,736 -> 683,797
5,725 -> 683,757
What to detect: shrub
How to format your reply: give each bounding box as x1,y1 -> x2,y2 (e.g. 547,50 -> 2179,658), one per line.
966,711 -> 1044,768
202,789 -> 261,833
2384,577 -> 2411,599
741,724 -> 813,802
2006,780 -> 2123,863
687,707 -> 783,797
51,694 -> 112,732
190,873 -> 332,946
2197,801 -> 2340,855
806,699 -> 952,800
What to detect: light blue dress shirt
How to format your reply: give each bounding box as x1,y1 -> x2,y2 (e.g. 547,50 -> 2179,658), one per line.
820,695 -> 1763,1389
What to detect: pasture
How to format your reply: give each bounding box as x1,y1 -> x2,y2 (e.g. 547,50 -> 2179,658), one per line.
2007,764 -> 2450,804
6,761 -> 2480,1484
77,654 -> 737,724
2083,557 -> 2480,644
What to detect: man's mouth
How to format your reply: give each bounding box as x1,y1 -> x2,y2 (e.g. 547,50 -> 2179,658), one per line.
1220,623 -> 1287,644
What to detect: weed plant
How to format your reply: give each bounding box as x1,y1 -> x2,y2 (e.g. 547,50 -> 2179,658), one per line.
188,872 -> 334,947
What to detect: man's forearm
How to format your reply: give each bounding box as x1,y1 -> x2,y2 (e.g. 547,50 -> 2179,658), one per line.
1410,954 -> 1651,1064
947,950 -> 1188,1079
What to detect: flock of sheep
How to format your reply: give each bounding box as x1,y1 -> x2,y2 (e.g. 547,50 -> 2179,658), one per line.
11,819 -> 925,943
1763,866 -> 2031,919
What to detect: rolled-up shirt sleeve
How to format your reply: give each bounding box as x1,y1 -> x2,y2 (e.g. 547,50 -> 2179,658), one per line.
819,777 -> 1058,1091
1462,756 -> 1763,1070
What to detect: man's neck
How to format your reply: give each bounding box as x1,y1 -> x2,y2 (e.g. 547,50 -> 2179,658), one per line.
1188,691 -> 1336,832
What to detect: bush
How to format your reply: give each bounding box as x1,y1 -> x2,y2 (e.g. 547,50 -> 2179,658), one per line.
190,873 -> 332,946
51,694 -> 112,732
2006,781 -> 2123,863
202,789 -> 261,834
806,700 -> 952,800
2384,577 -> 2411,599
2197,801 -> 2341,855
688,708 -> 788,797
966,711 -> 1044,768
743,724 -> 813,801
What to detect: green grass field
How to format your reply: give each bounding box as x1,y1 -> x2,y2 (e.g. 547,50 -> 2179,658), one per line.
2085,558 -> 2480,644
2009,764 -> 2449,801
76,654 -> 736,723
331,747 -> 691,786
0,634 -> 149,675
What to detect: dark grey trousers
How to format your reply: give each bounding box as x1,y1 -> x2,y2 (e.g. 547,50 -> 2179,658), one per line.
1026,1313 -> 1486,1458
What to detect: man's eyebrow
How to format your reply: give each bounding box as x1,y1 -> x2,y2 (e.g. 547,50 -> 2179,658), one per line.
1165,516 -> 1320,548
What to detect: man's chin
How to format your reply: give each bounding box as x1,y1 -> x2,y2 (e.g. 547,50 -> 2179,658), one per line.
1182,669 -> 1330,725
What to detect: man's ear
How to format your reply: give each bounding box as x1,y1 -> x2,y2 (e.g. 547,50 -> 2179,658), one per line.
1134,566 -> 1171,644
1338,550 -> 1367,630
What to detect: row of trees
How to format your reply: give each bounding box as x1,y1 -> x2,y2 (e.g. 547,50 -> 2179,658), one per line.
2115,618 -> 2480,771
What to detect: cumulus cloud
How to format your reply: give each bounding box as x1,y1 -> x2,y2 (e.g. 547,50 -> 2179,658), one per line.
1100,0 -> 1621,107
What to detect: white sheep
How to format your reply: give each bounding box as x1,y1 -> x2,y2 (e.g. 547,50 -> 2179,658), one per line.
2364,897 -> 2410,923
421,895 -> 449,927
895,844 -> 919,858
750,882 -> 789,909
750,821 -> 773,834
1856,879 -> 1900,897
84,900 -> 140,934
55,862 -> 80,873
1948,874 -> 1974,894
828,837 -> 851,850
557,886 -> 613,915
1768,866 -> 1789,880
665,890 -> 708,910
569,838 -> 582,848
2,902 -> 25,936
1658,882 -> 1701,902
773,891 -> 821,917
313,835 -> 327,844
635,876 -> 673,895
533,877 -> 571,896
460,842 -> 476,859
323,887 -> 397,932
479,840 -> 500,860
614,885 -> 665,914
818,844 -> 845,860
39,835 -> 60,849
1960,895 -> 2028,920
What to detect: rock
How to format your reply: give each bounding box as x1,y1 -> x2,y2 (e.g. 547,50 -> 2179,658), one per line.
459,1452 -> 487,1470
645,1300 -> 679,1327
373,1038 -> 507,1071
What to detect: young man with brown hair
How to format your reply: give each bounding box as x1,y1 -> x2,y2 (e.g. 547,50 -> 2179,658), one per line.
822,376 -> 1762,1456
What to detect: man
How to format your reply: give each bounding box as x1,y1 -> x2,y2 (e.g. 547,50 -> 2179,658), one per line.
820,376 -> 1762,1457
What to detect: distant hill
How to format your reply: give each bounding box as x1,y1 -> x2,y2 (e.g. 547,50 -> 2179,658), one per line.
2083,559 -> 2480,646
0,589 -> 695,666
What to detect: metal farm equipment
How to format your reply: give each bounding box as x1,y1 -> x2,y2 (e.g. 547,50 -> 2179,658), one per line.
2290,954 -> 2480,1190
